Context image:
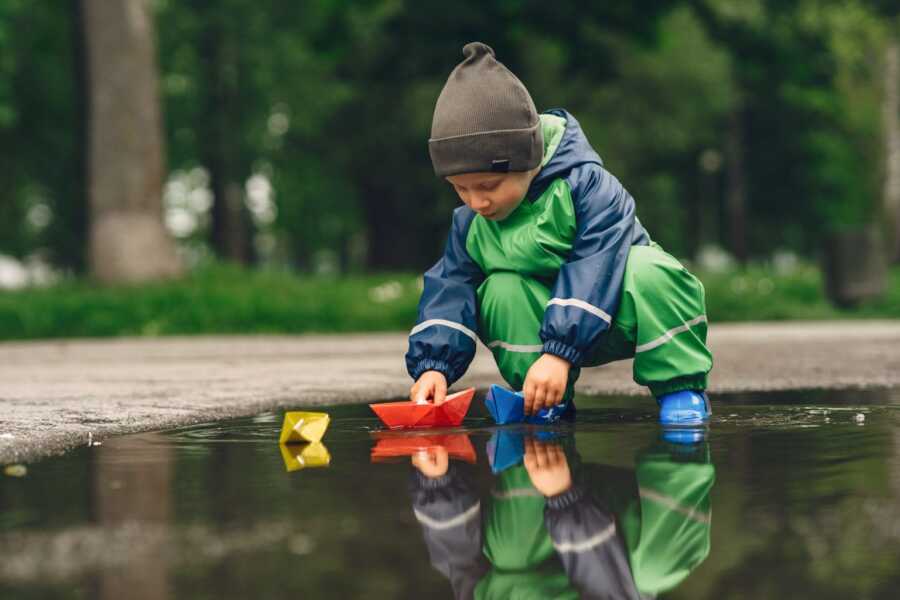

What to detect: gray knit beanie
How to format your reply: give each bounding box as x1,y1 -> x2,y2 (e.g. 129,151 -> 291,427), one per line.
429,42 -> 543,178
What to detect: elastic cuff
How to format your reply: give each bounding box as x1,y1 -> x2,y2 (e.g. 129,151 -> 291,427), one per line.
542,341 -> 582,366
545,484 -> 586,510
411,462 -> 462,490
411,359 -> 454,383
649,374 -> 708,398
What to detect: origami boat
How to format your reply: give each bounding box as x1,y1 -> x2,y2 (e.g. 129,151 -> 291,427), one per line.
485,428 -> 563,473
370,432 -> 476,463
486,429 -> 525,473
484,384 -> 574,425
279,442 -> 331,472
370,387 -> 475,429
279,411 -> 330,444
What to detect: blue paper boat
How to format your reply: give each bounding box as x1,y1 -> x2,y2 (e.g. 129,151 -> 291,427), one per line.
484,384 -> 574,425
486,429 -> 565,474
486,430 -> 525,473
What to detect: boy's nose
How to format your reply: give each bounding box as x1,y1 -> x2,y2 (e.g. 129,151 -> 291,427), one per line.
469,194 -> 490,211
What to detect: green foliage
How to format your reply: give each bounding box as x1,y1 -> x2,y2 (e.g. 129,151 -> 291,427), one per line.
1,264 -> 898,340
0,0 -> 895,273
0,1 -> 84,269
0,265 -> 421,339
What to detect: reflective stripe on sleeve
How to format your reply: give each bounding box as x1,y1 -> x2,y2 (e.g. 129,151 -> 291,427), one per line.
410,319 -> 478,343
546,298 -> 612,324
413,502 -> 481,530
487,340 -> 543,353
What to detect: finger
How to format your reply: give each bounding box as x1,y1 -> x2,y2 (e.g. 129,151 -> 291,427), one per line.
523,437 -> 536,469
415,380 -> 433,404
523,436 -> 536,458
533,387 -> 547,415
548,443 -> 563,465
549,387 -> 562,407
433,377 -> 447,405
533,440 -> 550,468
410,382 -> 419,402
523,381 -> 534,415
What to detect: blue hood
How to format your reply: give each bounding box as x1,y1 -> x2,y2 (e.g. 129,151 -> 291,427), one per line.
527,109 -> 603,201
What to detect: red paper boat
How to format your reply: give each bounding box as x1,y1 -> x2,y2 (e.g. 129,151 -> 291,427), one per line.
370,432 -> 477,463
369,387 -> 475,429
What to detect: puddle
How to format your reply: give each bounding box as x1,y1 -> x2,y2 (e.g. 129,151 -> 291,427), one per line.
2,388 -> 900,599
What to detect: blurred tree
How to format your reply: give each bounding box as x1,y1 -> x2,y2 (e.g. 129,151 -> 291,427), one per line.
0,1 -> 86,271
195,0 -> 256,264
1,0 -> 896,275
81,0 -> 181,282
318,0 -> 680,270
691,0 -> 886,258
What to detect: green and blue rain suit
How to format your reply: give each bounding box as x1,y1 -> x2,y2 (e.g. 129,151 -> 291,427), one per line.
409,439 -> 715,599
406,109 -> 712,399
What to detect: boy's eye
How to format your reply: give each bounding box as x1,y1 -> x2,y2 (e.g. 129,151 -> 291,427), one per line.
480,181 -> 500,191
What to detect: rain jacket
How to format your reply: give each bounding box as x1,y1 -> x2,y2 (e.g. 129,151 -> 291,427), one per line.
409,443 -> 714,599
406,109 -> 650,384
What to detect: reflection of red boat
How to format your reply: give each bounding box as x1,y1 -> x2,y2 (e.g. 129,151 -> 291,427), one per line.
369,388 -> 474,429
370,432 -> 476,463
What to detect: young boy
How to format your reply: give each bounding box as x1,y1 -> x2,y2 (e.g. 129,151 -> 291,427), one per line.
406,42 -> 712,424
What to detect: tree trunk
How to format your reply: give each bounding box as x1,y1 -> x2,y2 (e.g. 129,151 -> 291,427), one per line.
725,109 -> 748,263
93,434 -> 172,600
883,34 -> 900,263
198,2 -> 254,264
68,0 -> 89,272
82,0 -> 181,283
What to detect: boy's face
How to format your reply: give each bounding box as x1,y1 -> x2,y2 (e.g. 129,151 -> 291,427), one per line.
446,169 -> 537,221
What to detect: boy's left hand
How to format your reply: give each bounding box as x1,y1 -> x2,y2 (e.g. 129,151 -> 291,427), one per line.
523,353 -> 571,415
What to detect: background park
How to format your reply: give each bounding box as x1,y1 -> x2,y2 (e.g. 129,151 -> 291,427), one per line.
1,0 -> 900,334
2,2 -> 900,599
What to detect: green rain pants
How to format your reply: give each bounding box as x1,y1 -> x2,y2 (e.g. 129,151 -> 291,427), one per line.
477,243 -> 712,398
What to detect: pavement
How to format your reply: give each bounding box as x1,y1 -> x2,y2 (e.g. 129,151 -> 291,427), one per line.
2,320 -> 899,464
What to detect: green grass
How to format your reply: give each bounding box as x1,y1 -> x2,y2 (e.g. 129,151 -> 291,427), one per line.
0,265 -> 422,340
701,263 -> 900,322
0,263 -> 897,340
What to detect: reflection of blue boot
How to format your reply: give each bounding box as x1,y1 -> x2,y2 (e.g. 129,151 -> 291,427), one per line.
661,426 -> 707,445
486,430 -> 525,473
658,390 -> 711,425
485,385 -> 574,425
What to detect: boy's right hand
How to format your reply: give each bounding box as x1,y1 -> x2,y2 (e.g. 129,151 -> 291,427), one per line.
410,370 -> 448,404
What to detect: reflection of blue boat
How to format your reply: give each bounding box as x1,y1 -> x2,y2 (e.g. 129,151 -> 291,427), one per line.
486,428 -> 561,474
484,384 -> 574,425
411,432 -> 716,599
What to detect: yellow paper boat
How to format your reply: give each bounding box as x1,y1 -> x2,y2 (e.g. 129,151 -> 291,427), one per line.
279,442 -> 331,472
279,411 -> 330,444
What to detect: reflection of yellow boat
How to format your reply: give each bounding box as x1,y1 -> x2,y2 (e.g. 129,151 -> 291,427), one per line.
279,411 -> 330,444
279,442 -> 331,472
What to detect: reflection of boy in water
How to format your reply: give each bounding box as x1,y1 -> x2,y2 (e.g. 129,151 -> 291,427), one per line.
410,437 -> 715,599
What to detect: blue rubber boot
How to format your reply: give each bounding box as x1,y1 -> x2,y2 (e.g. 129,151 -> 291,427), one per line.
657,390 -> 711,425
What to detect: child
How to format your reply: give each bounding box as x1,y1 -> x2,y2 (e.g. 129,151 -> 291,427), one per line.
409,432 -> 715,598
406,42 -> 713,424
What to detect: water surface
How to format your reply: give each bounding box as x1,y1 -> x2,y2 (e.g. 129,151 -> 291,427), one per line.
2,389 -> 900,599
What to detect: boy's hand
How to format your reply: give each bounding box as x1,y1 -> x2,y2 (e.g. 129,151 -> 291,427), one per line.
523,438 -> 572,497
411,447 -> 449,479
410,370 -> 448,404
523,353 -> 570,415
